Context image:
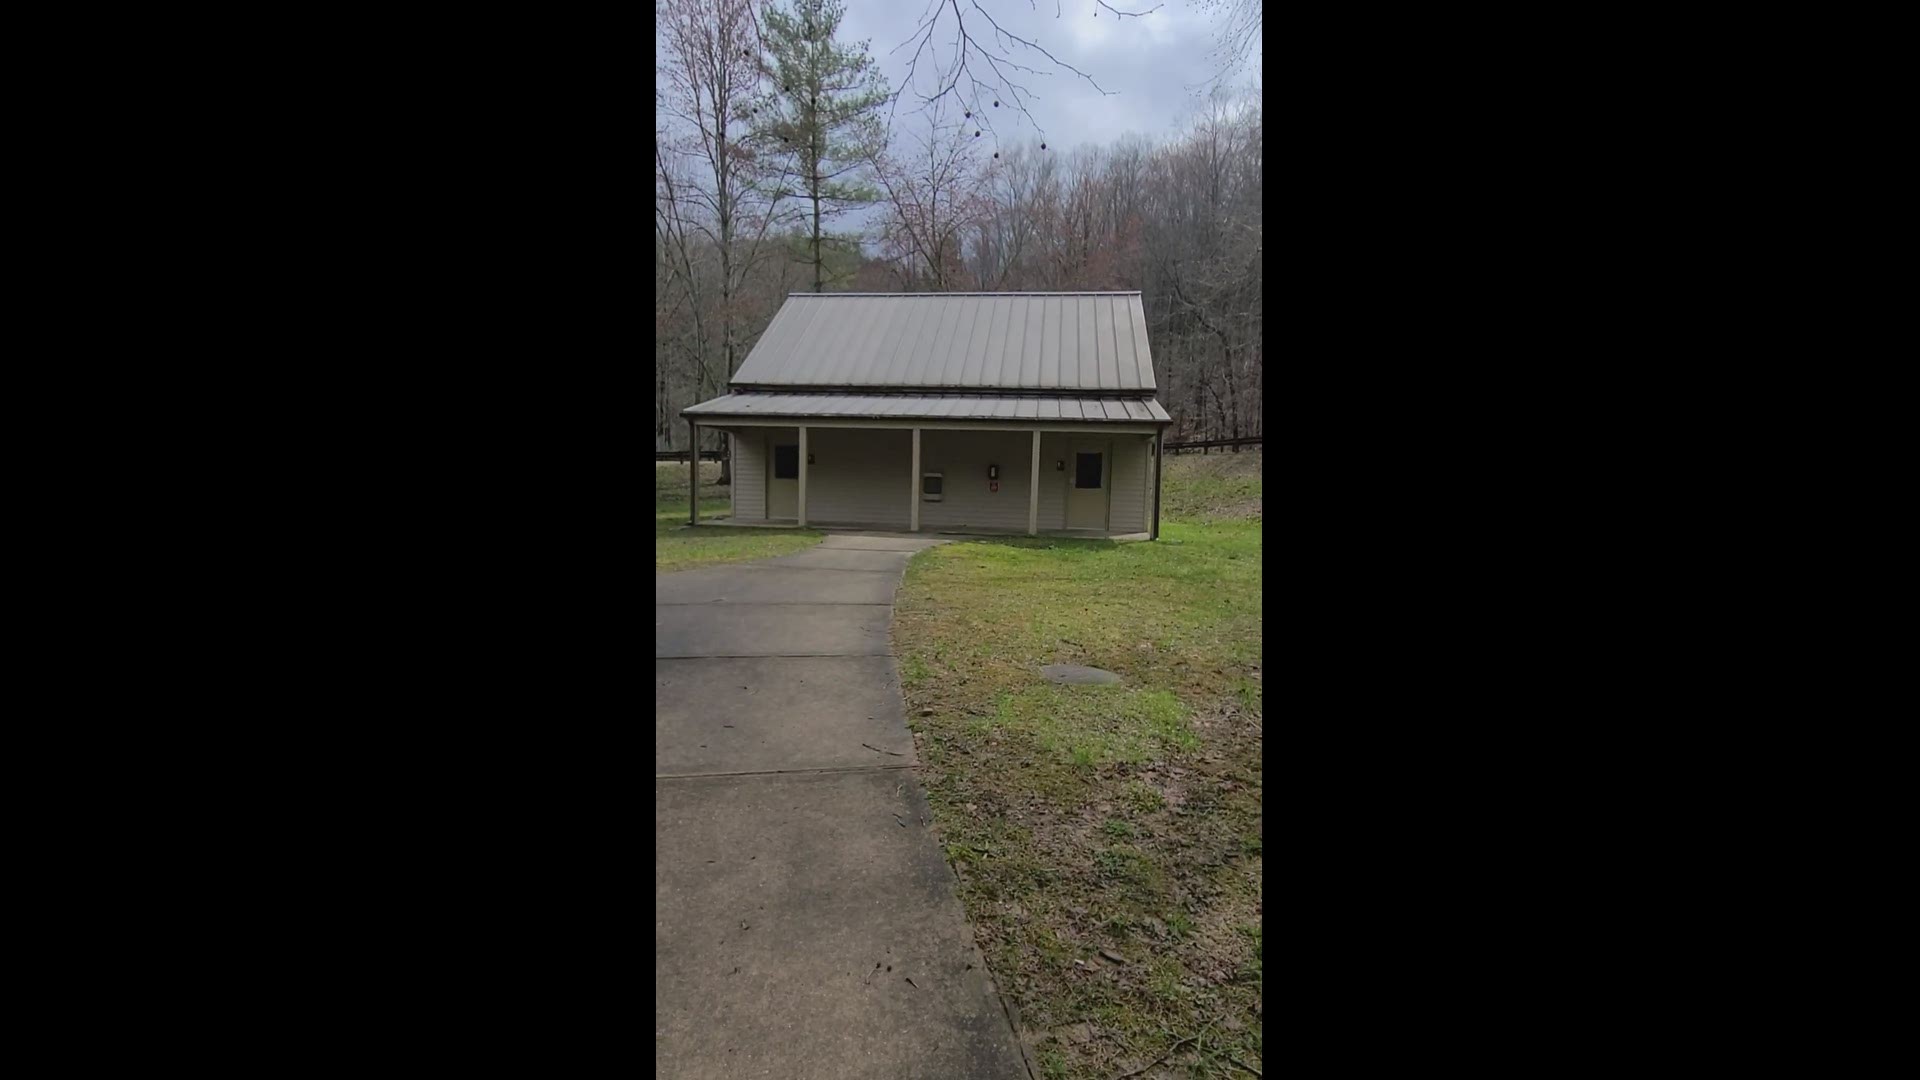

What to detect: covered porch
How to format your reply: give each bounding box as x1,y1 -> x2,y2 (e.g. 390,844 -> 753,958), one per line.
681,417 -> 1167,540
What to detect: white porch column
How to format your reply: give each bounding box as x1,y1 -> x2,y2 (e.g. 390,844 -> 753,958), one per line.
1028,430 -> 1041,536
910,427 -> 922,532
797,425 -> 809,527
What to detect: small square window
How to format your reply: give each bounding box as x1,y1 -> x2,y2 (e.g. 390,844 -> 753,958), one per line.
773,444 -> 799,480
1074,452 -> 1102,489
922,474 -> 943,496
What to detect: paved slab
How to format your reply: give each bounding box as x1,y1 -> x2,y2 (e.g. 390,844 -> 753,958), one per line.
656,533 -> 1023,1079
656,604 -> 893,658
656,565 -> 900,606
817,535 -> 950,552
656,770 -> 1025,1079
656,656 -> 914,775
763,547 -> 916,573
1040,663 -> 1122,685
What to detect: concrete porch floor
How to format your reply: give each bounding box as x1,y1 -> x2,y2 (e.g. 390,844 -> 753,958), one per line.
689,518 -> 1150,542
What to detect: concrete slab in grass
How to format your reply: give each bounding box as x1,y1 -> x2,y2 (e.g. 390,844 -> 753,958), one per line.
656,604 -> 893,658
655,769 -> 1027,1080
764,547 -> 917,573
656,566 -> 900,606
655,656 -> 914,774
1040,663 -> 1122,685
817,535 -> 950,552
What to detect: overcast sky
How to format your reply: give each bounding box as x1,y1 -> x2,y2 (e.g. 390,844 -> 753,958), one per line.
836,1 -> 1256,154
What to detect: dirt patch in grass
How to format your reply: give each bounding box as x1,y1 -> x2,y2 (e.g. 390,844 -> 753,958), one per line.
653,462 -> 821,572
894,479 -> 1263,1077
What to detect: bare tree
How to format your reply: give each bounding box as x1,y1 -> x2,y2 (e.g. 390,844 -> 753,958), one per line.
659,0 -> 798,476
869,104 -> 992,290
1194,0 -> 1261,87
656,140 -> 709,447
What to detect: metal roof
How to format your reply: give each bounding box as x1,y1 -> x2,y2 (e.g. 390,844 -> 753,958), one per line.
684,392 -> 1172,424
728,292 -> 1158,392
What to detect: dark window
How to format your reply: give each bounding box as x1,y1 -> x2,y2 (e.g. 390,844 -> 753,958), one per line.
922,474 -> 943,495
1074,452 -> 1103,489
773,444 -> 799,479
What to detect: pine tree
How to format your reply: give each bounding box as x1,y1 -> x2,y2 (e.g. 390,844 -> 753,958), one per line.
750,0 -> 888,293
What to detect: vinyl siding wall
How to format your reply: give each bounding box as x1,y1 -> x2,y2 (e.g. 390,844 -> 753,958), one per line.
804,428 -> 912,528
730,430 -> 766,521
1111,436 -> 1151,534
1036,432 -> 1071,530
920,430 -> 1038,532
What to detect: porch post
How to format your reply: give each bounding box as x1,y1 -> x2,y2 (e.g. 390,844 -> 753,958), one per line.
910,427 -> 922,532
688,420 -> 699,526
1151,430 -> 1164,540
797,425 -> 809,527
1028,429 -> 1041,536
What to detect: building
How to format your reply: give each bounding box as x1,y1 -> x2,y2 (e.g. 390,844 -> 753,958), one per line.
682,292 -> 1173,539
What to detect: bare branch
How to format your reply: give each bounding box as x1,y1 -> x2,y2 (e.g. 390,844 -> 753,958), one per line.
888,0 -> 1140,146
1094,1 -> 1161,17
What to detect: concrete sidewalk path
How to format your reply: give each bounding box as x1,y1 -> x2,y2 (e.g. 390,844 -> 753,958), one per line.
656,534 -> 1029,1080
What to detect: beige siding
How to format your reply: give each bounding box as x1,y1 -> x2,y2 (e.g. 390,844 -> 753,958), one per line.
803,428 -> 912,528
731,431 -> 766,521
920,430 -> 1043,532
1111,436 -> 1150,533
1036,432 -> 1071,530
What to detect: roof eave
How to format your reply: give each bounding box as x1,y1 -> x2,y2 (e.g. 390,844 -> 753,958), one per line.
727,383 -> 1160,396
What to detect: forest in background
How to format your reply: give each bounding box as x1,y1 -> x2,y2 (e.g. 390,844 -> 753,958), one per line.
657,0 -> 1262,457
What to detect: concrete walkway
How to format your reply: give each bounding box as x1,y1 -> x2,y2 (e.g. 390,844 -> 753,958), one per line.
656,534 -> 1030,1080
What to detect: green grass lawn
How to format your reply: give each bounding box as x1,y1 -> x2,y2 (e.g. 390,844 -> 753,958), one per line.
654,461 -> 822,573
893,449 -> 1263,1079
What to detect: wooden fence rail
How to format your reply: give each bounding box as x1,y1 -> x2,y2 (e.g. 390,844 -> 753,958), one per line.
654,450 -> 727,462
1163,436 -> 1263,454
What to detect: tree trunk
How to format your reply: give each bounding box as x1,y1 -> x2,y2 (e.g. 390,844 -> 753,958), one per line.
717,128 -> 736,483
1220,339 -> 1241,450
812,189 -> 823,292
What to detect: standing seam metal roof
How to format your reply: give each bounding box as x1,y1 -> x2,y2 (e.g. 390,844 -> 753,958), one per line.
728,293 -> 1159,392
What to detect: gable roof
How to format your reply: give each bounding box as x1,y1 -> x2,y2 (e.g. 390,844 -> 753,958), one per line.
729,292 -> 1158,394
